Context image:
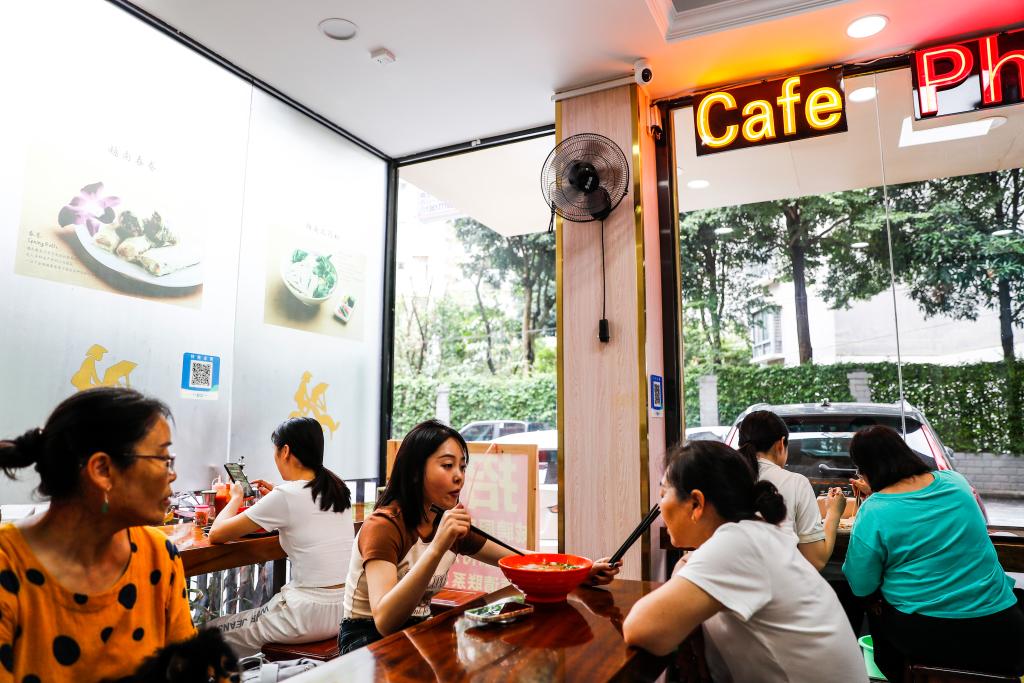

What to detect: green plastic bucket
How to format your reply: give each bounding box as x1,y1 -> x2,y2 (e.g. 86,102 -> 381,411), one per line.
858,635 -> 887,681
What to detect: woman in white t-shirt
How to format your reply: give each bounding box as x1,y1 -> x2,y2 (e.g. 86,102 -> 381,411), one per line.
623,440 -> 866,683
208,417 -> 354,656
737,410 -> 846,570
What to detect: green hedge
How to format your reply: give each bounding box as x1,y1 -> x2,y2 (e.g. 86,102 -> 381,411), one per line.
392,374 -> 557,437
393,361 -> 1022,453
685,361 -> 1024,454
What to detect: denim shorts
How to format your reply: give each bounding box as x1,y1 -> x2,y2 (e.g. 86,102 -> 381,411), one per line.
338,616 -> 426,655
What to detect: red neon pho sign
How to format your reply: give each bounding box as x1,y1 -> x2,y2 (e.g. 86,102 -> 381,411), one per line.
913,28 -> 1024,119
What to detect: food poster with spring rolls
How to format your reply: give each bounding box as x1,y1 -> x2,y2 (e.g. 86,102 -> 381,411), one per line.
16,147 -> 205,307
262,221 -> 367,339
7,2 -> 248,309
445,443 -> 538,594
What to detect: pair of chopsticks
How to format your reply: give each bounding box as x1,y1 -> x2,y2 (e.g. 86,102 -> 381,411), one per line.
609,504 -> 661,565
430,504 -> 525,556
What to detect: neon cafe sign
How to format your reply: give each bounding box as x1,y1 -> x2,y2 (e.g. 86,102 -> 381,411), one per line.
693,69 -> 847,156
913,28 -> 1024,119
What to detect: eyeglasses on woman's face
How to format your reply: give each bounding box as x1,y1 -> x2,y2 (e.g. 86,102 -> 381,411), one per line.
128,453 -> 176,474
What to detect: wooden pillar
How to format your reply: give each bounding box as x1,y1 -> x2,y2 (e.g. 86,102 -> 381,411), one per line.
557,84 -> 666,580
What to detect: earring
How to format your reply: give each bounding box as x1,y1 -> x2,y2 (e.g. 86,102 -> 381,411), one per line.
101,490 -> 110,515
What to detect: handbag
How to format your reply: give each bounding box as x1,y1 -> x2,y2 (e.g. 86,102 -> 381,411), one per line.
238,654 -> 323,682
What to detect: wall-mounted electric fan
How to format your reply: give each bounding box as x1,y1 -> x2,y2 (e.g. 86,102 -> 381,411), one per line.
541,133 -> 629,342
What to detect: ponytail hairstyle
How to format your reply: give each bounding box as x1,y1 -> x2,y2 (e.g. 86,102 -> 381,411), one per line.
737,410 -> 789,470
664,440 -> 787,525
0,387 -> 171,500
378,419 -> 468,532
271,417 -> 351,514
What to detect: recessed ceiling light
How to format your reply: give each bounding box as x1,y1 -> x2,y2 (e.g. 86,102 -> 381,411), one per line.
319,18 -> 358,41
714,227 -> 733,235
846,15 -> 887,39
992,229 -> 1013,236
848,87 -> 876,103
687,179 -> 710,189
898,116 -> 1004,147
851,241 -> 869,249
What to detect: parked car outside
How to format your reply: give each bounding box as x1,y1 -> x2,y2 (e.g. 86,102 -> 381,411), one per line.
458,420 -> 552,442
489,429 -> 558,483
684,425 -> 730,442
724,400 -> 987,519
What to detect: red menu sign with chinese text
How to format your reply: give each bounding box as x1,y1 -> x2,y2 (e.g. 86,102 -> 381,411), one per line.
447,443 -> 537,593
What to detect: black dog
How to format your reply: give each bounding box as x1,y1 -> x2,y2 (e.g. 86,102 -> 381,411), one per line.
103,628 -> 239,683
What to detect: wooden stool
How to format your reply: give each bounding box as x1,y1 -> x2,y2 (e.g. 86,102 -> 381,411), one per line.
904,664 -> 1020,683
261,637 -> 340,662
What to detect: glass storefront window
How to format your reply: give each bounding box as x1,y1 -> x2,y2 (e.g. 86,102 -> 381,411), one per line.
392,137 -> 560,550
673,66 -> 1023,525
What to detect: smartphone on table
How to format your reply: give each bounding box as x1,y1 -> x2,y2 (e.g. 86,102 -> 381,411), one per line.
223,463 -> 255,498
464,597 -> 534,624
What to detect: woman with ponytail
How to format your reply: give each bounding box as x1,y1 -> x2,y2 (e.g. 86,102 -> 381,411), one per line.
0,387 -> 196,682
738,410 -> 847,570
208,417 -> 353,656
624,440 -> 866,682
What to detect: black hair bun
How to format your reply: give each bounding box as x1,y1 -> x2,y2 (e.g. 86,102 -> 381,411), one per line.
1,427 -> 44,470
752,480 -> 787,525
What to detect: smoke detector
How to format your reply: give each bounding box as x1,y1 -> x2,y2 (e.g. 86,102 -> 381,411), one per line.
370,48 -> 396,65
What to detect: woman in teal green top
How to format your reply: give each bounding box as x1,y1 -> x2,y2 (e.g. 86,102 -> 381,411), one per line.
843,426 -> 1023,680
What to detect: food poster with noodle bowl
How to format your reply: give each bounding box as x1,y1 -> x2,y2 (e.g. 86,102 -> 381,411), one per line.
263,219 -> 367,340
6,4 -> 248,309
445,443 -> 538,594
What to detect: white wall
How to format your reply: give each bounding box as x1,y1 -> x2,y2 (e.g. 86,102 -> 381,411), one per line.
0,0 -> 387,502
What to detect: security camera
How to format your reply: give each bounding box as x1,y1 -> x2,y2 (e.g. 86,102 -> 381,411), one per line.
634,59 -> 653,85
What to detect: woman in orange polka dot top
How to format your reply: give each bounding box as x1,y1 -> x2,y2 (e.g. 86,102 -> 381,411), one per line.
0,388 -> 195,682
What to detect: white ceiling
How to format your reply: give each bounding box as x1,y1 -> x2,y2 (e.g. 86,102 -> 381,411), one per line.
127,0 -> 1024,158
401,136 -> 556,237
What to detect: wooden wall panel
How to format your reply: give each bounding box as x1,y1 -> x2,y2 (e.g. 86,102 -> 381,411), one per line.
558,85 -> 650,579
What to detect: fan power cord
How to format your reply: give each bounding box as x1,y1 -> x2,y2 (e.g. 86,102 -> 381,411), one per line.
599,219 -> 610,343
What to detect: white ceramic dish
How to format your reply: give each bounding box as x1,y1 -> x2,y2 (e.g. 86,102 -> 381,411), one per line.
279,250 -> 338,306
75,225 -> 203,288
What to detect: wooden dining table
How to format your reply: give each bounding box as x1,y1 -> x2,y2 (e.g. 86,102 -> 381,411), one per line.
289,579 -> 670,682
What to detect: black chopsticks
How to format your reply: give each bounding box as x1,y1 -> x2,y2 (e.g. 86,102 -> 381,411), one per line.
609,504 -> 661,565
430,504 -> 526,556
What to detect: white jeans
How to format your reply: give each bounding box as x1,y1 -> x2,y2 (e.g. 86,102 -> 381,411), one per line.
210,583 -> 345,658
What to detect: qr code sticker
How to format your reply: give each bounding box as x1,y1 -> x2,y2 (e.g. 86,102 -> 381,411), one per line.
189,360 -> 213,389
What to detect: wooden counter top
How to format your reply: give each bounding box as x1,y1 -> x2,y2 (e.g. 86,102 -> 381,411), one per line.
166,501 -> 373,577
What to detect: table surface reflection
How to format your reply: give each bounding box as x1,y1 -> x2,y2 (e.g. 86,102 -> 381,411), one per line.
292,579 -> 669,683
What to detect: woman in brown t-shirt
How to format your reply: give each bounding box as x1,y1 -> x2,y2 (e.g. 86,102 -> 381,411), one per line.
340,420 -> 618,653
